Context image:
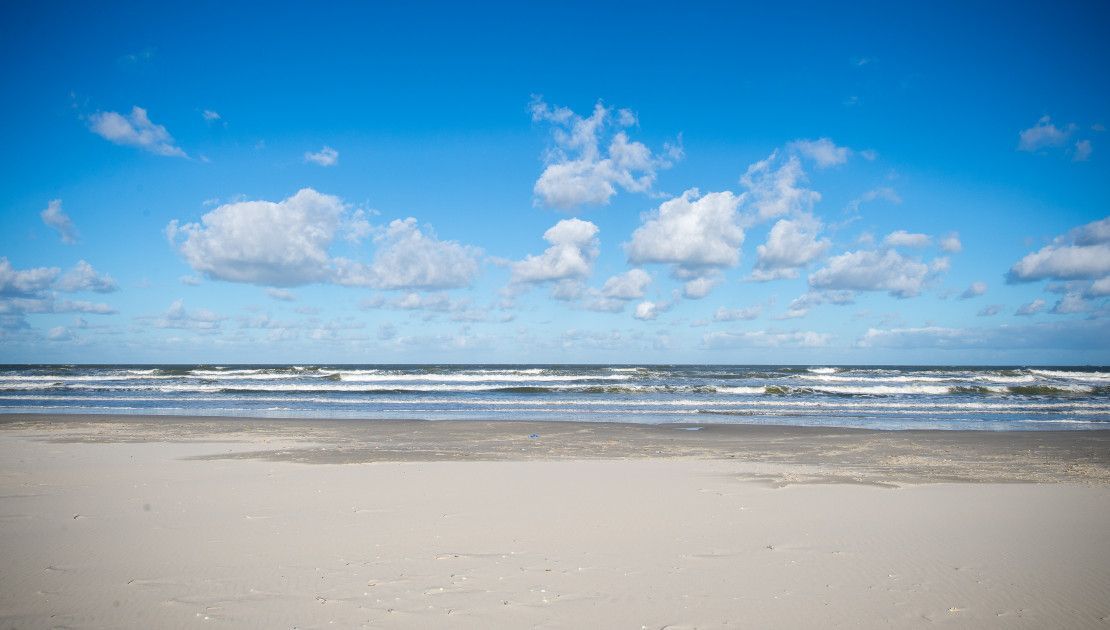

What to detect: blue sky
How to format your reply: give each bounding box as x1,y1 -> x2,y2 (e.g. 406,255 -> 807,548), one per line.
1,1 -> 1108,364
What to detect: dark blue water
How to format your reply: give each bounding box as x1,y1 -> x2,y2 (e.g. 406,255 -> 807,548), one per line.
1,365 -> 1108,430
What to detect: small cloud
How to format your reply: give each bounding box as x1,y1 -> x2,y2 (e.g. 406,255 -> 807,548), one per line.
977,304 -> 1003,317
40,199 -> 79,244
180,275 -> 202,286
304,146 -> 339,167
939,232 -> 963,253
883,230 -> 931,249
202,109 -> 221,122
1074,139 -> 1093,162
1017,115 -> 1075,152
1015,298 -> 1046,316
266,288 -> 296,301
88,106 -> 187,158
959,281 -> 987,299
787,138 -> 851,168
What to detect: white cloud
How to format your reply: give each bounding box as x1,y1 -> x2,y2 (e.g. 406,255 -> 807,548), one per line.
1015,298 -> 1046,316
681,272 -> 722,299
168,188 -> 346,286
751,214 -> 830,281
266,288 -> 296,301
740,153 -> 820,221
46,326 -> 73,341
337,218 -> 482,290
959,281 -> 987,299
977,304 -> 1003,317
305,146 -> 339,167
779,290 -> 855,319
599,269 -> 652,300
1017,115 -> 1075,152
787,138 -> 850,168
511,218 -> 599,285
1089,277 -> 1110,297
626,189 -> 744,286
169,188 -> 479,291
809,249 -> 937,298
1074,139 -> 1093,162
180,275 -> 202,286
202,110 -> 221,122
40,200 -> 79,244
846,187 -> 901,214
713,305 -> 762,321
633,299 -> 671,320
883,230 -> 931,248
1007,216 -> 1110,283
0,258 -> 58,297
153,299 -> 224,330
54,261 -> 117,293
939,232 -> 963,253
1051,293 -> 1091,314
88,106 -> 187,157
531,98 -> 678,208
703,329 -> 831,349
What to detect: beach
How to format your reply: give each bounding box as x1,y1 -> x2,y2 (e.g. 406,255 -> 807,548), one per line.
1,414 -> 1109,628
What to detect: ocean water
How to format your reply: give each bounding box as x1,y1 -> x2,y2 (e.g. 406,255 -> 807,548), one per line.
0,364 -> 1108,430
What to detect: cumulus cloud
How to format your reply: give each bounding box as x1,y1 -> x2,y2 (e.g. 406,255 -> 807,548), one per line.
883,230 -> 931,248
40,200 -> 79,244
959,281 -> 987,299
54,261 -> 117,293
703,329 -> 831,349
168,189 -> 481,291
787,138 -> 851,168
1074,139 -> 1093,162
740,153 -> 820,221
1007,216 -> 1110,288
168,189 -> 346,286
713,305 -> 762,321
152,299 -> 224,330
531,98 -> 679,208
633,299 -> 673,321
305,146 -> 339,166
1051,293 -> 1091,314
779,290 -> 855,319
1015,298 -> 1046,316
510,218 -> 599,286
266,288 -> 296,301
0,258 -> 58,297
337,219 -> 482,290
88,106 -> 187,157
845,187 -> 901,214
939,232 -> 963,253
1017,115 -> 1075,152
809,249 -> 939,298
0,258 -> 117,328
680,272 -> 722,299
626,189 -> 744,289
1089,277 -> 1110,297
977,304 -> 1003,317
599,269 -> 652,300
751,214 -> 830,281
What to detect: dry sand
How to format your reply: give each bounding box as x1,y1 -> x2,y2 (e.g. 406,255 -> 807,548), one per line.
1,413 -> 1109,628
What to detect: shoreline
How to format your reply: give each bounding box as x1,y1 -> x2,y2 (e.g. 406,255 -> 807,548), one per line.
3,412 -> 1109,485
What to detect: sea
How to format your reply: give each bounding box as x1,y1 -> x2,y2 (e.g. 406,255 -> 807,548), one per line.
0,364 -> 1108,430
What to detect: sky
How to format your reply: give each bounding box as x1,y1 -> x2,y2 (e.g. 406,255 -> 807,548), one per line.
1,1 -> 1108,364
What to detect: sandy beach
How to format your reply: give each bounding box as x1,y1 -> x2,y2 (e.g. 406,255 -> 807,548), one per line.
1,414 -> 1109,628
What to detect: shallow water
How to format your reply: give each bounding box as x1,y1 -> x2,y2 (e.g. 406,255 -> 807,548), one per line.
1,364 -> 1108,430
